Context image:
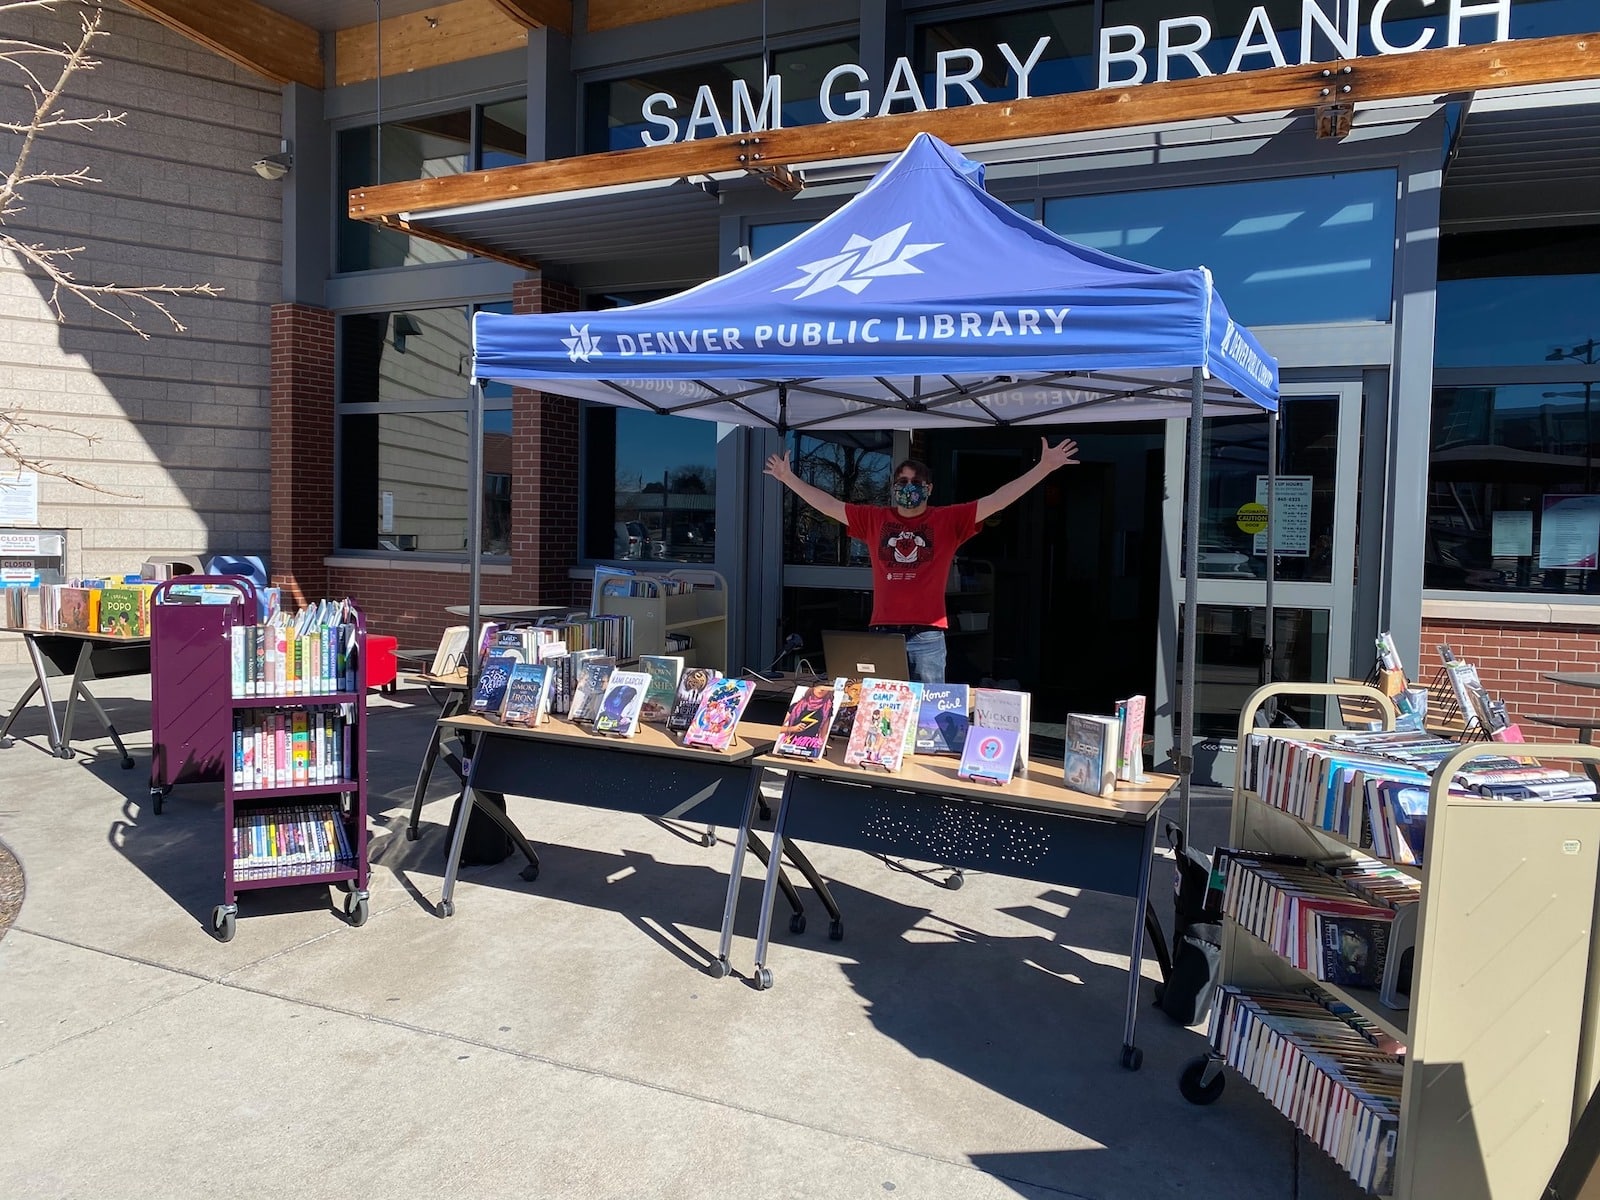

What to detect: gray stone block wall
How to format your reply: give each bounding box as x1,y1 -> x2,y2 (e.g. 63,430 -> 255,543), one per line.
0,2 -> 280,663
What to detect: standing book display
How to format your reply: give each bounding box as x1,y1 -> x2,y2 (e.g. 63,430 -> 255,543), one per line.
1181,681 -> 1600,1200
212,601 -> 369,942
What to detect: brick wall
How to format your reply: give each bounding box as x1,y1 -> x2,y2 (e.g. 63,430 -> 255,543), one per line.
511,276 -> 583,601
323,566 -> 520,650
270,304 -> 333,607
1421,617 -> 1600,733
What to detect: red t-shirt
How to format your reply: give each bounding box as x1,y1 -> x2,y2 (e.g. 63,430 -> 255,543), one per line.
845,501 -> 981,628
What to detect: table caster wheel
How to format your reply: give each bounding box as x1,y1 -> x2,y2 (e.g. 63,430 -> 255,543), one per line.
700,831 -> 717,848
345,893 -> 369,927
829,918 -> 844,942
1179,1055 -> 1226,1104
438,898 -> 455,918
945,871 -> 965,891
120,757 -> 134,770
753,966 -> 773,991
56,746 -> 73,760
211,905 -> 235,943
706,957 -> 730,980
520,863 -> 540,882
1120,1044 -> 1143,1071
405,826 -> 420,842
788,911 -> 806,935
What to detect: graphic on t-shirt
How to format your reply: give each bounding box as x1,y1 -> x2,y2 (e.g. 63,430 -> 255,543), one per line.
881,521 -> 933,568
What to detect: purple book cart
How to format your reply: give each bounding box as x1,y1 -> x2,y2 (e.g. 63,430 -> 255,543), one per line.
149,575 -> 258,814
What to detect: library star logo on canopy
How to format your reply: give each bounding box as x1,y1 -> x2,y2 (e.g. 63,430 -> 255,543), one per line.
777,223 -> 942,300
563,323 -> 603,363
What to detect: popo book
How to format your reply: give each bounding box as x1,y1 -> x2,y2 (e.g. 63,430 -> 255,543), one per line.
683,677 -> 756,751
915,683 -> 970,755
471,654 -> 518,715
775,682 -> 836,760
569,656 -> 618,723
958,725 -> 1020,786
593,669 -> 652,736
1115,694 -> 1147,782
1063,712 -> 1120,798
973,687 -> 1030,774
668,667 -> 721,733
843,678 -> 917,772
499,662 -> 552,727
98,584 -> 154,636
638,654 -> 684,723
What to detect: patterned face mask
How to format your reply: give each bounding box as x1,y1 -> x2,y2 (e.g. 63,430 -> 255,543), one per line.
893,480 -> 928,508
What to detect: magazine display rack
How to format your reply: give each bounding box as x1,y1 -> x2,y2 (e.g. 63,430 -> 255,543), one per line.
212,606 -> 369,942
148,575 -> 257,814
594,568 -> 727,672
1183,680 -> 1600,1199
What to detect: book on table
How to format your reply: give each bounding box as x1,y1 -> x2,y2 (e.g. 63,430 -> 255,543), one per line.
843,678 -> 917,772
1063,712 -> 1120,797
430,624 -> 470,675
682,677 -> 755,751
829,676 -> 863,741
470,654 -> 518,715
568,656 -> 618,723
592,670 -> 652,736
774,682 -> 835,760
973,686 -> 1031,774
1114,694 -> 1147,782
638,654 -> 685,724
957,725 -> 1020,786
915,683 -> 970,755
667,666 -> 721,733
499,662 -> 552,727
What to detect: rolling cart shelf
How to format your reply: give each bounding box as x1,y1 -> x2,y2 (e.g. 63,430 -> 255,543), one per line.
1241,790 -> 1425,879
232,692 -> 359,708
1233,922 -> 1410,1042
233,864 -> 359,890
229,782 -> 359,802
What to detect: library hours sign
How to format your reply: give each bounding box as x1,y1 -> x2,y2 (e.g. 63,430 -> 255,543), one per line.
638,0 -> 1515,145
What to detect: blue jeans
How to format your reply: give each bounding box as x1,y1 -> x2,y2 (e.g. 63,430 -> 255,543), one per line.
905,630 -> 947,685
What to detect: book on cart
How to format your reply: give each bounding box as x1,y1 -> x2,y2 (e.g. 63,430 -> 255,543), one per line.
774,682 -> 836,759
666,666 -> 720,733
592,669 -> 652,736
973,686 -> 1031,774
843,678 -> 917,772
957,725 -> 1020,786
638,654 -> 684,723
681,676 -> 755,750
1063,712 -> 1120,797
915,682 -> 970,755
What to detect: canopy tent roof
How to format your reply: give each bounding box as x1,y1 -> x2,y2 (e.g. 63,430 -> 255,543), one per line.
472,133 -> 1278,430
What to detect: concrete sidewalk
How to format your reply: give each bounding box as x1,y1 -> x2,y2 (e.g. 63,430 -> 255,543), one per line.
0,665 -> 1362,1199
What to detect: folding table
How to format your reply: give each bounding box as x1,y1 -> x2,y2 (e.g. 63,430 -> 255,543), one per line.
0,628 -> 148,767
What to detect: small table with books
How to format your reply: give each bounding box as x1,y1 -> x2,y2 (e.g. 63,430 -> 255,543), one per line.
432,713 -> 840,975
0,628 -> 148,767
745,740 -> 1177,1069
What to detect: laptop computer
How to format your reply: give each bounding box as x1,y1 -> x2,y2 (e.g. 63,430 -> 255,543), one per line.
821,629 -> 910,681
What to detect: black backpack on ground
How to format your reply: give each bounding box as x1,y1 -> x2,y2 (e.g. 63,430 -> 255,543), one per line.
1146,821 -> 1225,1027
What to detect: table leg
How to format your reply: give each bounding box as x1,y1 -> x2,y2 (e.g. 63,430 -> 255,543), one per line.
712,772 -> 762,979
0,678 -> 43,743
437,774 -> 476,917
779,840 -> 842,934
72,676 -> 134,769
1119,819 -> 1160,1072
749,774 -> 796,991
407,692 -> 467,840
742,832 -> 805,921
21,634 -> 67,757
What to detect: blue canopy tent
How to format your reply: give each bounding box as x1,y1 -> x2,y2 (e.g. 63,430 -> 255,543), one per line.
468,132 -> 1280,831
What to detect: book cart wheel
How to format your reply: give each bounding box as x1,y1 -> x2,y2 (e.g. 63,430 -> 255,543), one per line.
1179,1053 -> 1226,1104
700,826 -> 717,848
706,957 -> 731,980
148,787 -> 166,815
1120,1044 -> 1144,1072
753,966 -> 774,991
344,892 -> 369,927
211,904 -> 236,943
828,918 -> 845,942
788,911 -> 807,935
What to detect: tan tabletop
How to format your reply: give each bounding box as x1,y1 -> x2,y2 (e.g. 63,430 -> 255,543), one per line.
440,712 -> 782,765
4,626 -> 152,644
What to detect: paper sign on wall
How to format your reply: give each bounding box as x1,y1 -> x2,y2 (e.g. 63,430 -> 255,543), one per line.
0,471 -> 38,526
381,491 -> 395,535
1252,475 -> 1312,557
1540,495 -> 1600,570
1491,510 -> 1534,558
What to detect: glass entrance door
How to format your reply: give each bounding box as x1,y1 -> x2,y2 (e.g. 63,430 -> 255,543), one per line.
1155,382 -> 1363,783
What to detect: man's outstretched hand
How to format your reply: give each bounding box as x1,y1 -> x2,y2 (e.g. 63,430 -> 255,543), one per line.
764,451 -> 795,485
1040,437 -> 1080,471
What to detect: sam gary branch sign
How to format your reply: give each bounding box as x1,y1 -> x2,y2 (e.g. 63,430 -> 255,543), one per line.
640,0 -> 1517,145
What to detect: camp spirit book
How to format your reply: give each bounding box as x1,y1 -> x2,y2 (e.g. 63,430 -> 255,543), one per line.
914,683 -> 970,755
972,686 -> 1030,775
682,677 -> 756,751
638,654 -> 685,724
1062,712 -> 1120,798
957,726 -> 1020,786
667,667 -> 721,733
774,682 -> 836,760
592,670 -> 652,736
499,662 -> 552,727
843,678 -> 917,772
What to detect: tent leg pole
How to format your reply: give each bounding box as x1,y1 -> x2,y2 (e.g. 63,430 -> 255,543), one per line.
467,380 -> 484,689
1264,409 -> 1278,689
1180,368 -> 1205,841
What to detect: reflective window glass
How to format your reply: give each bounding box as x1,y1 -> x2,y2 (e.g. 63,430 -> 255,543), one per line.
1178,605 -> 1331,737
1043,170 -> 1397,326
781,430 -> 893,566
1435,228 -> 1600,368
580,408 -> 718,563
338,411 -> 470,553
750,220 -> 814,260
911,4 -> 1094,108
340,308 -> 473,404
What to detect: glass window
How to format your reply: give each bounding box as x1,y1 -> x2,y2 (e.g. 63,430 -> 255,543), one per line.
337,302 -> 511,557
912,3 -> 1094,108
1435,228 -> 1600,368
1178,605 -> 1331,736
1358,0 -> 1594,56
337,101 -> 526,272
1426,381 -> 1600,594
1043,171 -> 1396,327
750,220 -> 815,261
781,430 -> 893,566
580,408 -> 718,563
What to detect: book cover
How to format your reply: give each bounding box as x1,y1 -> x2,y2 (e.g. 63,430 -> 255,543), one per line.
489,627 -> 532,665
500,662 -> 552,727
667,667 -> 721,732
431,625 -> 469,675
57,585 -> 98,633
1115,694 -> 1147,782
973,687 -> 1031,774
899,682 -> 923,760
98,585 -> 152,636
1316,911 -> 1393,990
593,670 -> 652,736
682,677 -> 755,751
843,679 -> 917,772
1063,713 -> 1120,797
569,656 -> 618,723
775,682 -> 836,759
957,725 -> 1020,785
915,683 -> 970,754
830,676 -> 862,740
470,654 -> 518,715
638,654 -> 685,723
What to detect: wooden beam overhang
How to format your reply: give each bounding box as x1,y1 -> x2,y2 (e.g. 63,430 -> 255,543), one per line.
371,214 -> 545,271
121,0 -> 323,90
486,0 -> 573,34
350,32 -> 1598,231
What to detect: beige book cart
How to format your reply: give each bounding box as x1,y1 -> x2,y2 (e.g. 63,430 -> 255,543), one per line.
593,568 -> 727,673
1182,681 -> 1600,1200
